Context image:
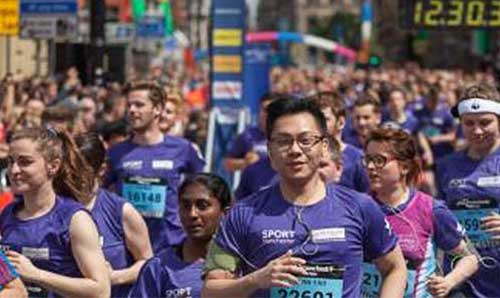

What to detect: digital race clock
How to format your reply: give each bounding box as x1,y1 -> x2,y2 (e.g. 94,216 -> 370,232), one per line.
400,0 -> 500,28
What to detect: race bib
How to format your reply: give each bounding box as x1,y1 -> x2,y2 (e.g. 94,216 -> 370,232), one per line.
450,197 -> 498,247
270,264 -> 344,298
361,261 -> 416,298
122,176 -> 168,218
422,126 -> 440,137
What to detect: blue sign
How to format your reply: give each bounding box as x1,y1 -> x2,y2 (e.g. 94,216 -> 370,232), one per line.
20,0 -> 77,14
136,16 -> 165,38
210,0 -> 246,108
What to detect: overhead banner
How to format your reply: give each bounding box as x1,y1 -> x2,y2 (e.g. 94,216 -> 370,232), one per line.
210,0 -> 246,108
20,0 -> 78,40
0,0 -> 19,35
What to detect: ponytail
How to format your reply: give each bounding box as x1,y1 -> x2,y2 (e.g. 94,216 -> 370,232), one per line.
52,130 -> 94,203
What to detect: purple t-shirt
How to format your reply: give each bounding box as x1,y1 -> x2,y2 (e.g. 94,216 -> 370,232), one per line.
129,245 -> 203,298
342,128 -> 363,150
382,111 -> 420,135
235,156 -> 277,200
436,148 -> 500,298
105,135 -> 205,253
414,105 -> 456,159
226,126 -> 267,160
339,144 -> 370,193
0,196 -> 87,298
213,183 -> 398,298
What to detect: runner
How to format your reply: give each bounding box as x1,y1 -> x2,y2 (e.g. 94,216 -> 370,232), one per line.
382,87 -> 419,135
203,97 -> 407,298
75,132 -> 153,298
436,83 -> 500,297
105,80 -> 205,253
130,173 -> 231,297
0,127 -> 109,297
363,127 -> 478,298
310,92 -> 369,192
343,95 -> 382,150
224,93 -> 280,172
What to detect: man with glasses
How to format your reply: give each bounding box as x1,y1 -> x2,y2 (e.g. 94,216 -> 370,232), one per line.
203,97 -> 407,298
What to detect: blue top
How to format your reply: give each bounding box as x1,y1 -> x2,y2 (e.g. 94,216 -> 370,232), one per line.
339,144 -> 369,193
212,183 -> 398,298
0,196 -> 87,298
226,126 -> 267,160
105,135 -> 205,253
91,189 -> 134,298
414,105 -> 456,159
342,128 -> 363,150
235,156 -> 277,200
382,111 -> 420,135
129,245 -> 203,298
436,147 -> 500,297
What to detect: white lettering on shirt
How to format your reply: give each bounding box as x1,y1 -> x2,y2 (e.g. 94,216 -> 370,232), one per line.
165,287 -> 192,298
262,229 -> 296,244
152,160 -> 174,170
22,247 -> 49,260
123,160 -> 143,170
477,176 -> 500,187
311,228 -> 346,243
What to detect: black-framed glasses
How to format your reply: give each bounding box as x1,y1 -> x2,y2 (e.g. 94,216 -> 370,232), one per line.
269,134 -> 325,152
362,154 -> 398,169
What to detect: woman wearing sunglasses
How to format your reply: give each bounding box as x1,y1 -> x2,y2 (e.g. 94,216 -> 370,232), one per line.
362,127 -> 478,298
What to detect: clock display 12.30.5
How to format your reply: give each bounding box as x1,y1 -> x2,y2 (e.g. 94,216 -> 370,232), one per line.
411,0 -> 500,27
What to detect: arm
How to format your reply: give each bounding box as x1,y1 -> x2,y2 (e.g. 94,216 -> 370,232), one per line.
223,151 -> 260,172
373,246 -> 407,298
16,211 -> 110,298
110,203 -> 153,285
202,247 -> 306,298
417,132 -> 434,167
0,278 -> 27,298
427,240 -> 478,297
429,130 -> 456,145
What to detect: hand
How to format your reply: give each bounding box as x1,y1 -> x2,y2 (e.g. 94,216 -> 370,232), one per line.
427,275 -> 453,297
481,212 -> 500,240
250,250 -> 307,289
244,151 -> 260,167
6,251 -> 41,283
105,261 -> 118,285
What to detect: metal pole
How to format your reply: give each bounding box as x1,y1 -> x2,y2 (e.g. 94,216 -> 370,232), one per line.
6,37 -> 11,74
90,0 -> 106,85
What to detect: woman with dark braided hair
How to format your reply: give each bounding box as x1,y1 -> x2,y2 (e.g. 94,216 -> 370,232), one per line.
0,127 -> 110,298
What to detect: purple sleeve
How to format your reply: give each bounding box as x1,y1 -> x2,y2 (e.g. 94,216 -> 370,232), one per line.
185,143 -> 205,174
361,197 -> 399,261
432,200 -> 463,251
128,257 -> 163,298
0,250 -> 17,290
213,205 -> 249,259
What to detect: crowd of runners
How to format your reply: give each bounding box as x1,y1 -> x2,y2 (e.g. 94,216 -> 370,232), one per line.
0,62 -> 498,298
